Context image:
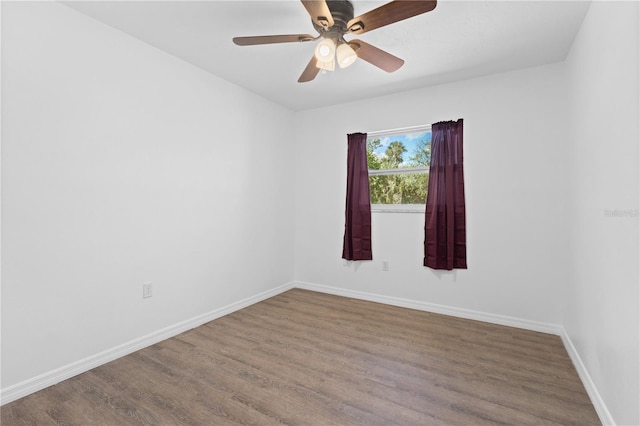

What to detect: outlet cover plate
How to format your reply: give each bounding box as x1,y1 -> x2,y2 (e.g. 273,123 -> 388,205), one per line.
143,283 -> 153,298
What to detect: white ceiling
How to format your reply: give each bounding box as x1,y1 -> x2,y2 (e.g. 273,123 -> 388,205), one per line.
62,0 -> 590,111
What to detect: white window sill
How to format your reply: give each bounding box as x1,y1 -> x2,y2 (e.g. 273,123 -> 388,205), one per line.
371,204 -> 425,214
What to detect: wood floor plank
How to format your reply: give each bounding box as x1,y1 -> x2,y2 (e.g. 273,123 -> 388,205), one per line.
233,301 -> 579,424
1,288 -> 600,425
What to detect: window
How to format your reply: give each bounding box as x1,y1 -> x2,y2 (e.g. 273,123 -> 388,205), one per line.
367,125 -> 431,212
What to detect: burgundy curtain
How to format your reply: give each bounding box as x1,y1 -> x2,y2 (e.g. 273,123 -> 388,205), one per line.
424,119 -> 467,270
342,133 -> 372,261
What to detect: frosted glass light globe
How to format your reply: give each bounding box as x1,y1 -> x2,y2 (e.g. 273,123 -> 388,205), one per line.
337,43 -> 357,68
315,39 -> 336,62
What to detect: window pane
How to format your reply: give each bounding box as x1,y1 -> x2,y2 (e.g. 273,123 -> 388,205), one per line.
367,130 -> 431,205
369,173 -> 429,205
367,131 -> 431,170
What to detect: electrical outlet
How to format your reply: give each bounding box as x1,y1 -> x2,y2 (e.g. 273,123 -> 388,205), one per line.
382,261 -> 389,272
143,283 -> 153,298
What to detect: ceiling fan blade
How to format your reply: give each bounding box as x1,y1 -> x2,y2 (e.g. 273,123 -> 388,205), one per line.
300,0 -> 334,29
298,56 -> 321,83
350,39 -> 404,73
347,0 -> 437,35
233,34 -> 316,46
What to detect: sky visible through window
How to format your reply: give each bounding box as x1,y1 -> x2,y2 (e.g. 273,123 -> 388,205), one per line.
368,131 -> 431,168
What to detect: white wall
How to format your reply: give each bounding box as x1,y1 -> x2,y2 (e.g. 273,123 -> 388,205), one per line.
1,1 -> 295,390
294,63 -> 569,326
564,2 -> 639,425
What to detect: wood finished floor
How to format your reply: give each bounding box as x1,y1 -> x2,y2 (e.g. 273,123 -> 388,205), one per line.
2,288 -> 599,425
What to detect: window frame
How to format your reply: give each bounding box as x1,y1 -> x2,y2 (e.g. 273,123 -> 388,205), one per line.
367,124 -> 432,213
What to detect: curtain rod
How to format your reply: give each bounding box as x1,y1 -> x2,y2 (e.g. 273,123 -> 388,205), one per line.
365,124 -> 431,137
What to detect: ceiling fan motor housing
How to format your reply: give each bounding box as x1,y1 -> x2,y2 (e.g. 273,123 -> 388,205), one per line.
313,0 -> 357,38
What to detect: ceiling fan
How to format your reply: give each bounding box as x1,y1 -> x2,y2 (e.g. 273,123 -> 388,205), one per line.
232,0 -> 437,83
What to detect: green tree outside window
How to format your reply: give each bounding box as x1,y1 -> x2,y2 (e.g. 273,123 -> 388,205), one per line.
367,130 -> 431,205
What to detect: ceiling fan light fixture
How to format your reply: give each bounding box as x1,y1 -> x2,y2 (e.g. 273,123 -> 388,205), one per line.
314,38 -> 336,62
336,43 -> 357,68
316,58 -> 335,72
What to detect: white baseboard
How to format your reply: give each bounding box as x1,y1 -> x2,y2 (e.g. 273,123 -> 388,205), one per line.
294,281 -> 562,335
560,329 -> 615,425
294,280 -> 613,426
0,282 -> 295,406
